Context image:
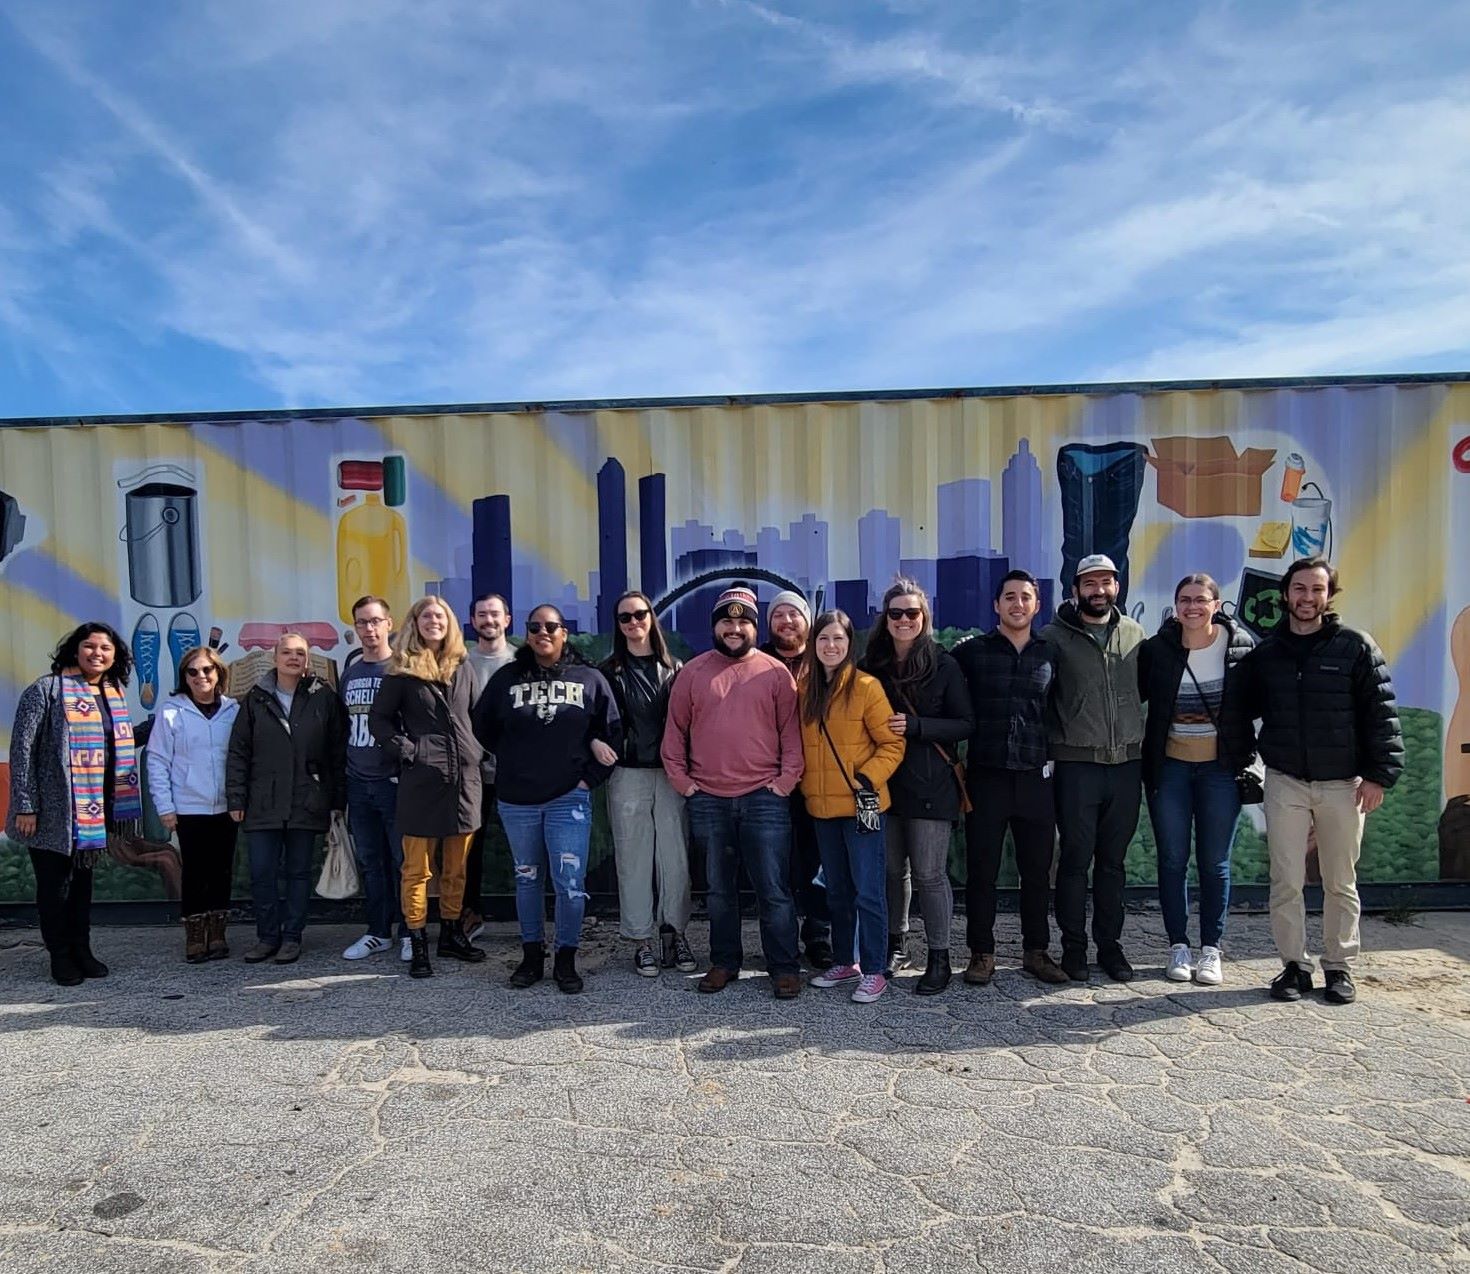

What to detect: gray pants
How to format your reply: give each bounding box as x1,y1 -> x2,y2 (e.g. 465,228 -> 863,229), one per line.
608,766 -> 692,940
884,816 -> 953,949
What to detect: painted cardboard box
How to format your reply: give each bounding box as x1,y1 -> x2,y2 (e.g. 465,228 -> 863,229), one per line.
1147,435 -> 1277,518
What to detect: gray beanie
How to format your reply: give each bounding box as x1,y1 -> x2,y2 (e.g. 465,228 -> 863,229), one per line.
769,590 -> 812,625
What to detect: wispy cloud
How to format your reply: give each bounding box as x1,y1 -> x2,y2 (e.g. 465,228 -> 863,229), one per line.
0,0 -> 1467,416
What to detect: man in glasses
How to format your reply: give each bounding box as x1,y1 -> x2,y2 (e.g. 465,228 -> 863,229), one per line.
1040,555 -> 1146,983
760,589 -> 834,971
461,593 -> 516,944
339,596 -> 406,962
663,584 -> 805,999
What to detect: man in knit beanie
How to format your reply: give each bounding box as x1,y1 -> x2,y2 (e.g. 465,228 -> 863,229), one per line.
662,583 -> 805,998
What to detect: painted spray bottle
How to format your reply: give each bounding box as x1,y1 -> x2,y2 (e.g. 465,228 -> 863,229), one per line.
336,456 -> 410,624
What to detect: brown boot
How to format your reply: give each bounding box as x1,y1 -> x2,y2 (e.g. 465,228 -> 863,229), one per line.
184,914 -> 208,964
206,911 -> 230,960
1023,948 -> 1070,985
963,953 -> 995,985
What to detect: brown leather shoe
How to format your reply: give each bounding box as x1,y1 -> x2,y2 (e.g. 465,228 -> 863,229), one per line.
698,966 -> 739,993
772,974 -> 802,1000
1023,948 -> 1071,985
184,915 -> 208,964
963,953 -> 995,985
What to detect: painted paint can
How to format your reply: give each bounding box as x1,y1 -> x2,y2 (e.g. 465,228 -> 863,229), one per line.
119,466 -> 202,608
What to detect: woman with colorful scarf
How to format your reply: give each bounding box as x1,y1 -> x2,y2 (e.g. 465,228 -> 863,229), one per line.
5,622 -> 143,986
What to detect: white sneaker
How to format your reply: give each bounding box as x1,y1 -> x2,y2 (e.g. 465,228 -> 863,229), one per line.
1194,946 -> 1223,985
1165,944 -> 1194,982
400,936 -> 413,962
343,934 -> 392,960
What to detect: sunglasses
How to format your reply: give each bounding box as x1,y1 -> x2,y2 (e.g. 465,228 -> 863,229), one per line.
886,607 -> 923,622
525,621 -> 564,635
185,666 -> 218,678
617,608 -> 651,625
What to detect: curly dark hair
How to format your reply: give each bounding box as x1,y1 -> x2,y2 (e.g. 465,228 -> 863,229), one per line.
50,621 -> 133,688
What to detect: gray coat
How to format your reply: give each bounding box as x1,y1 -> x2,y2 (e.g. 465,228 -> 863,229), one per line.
5,675 -> 82,855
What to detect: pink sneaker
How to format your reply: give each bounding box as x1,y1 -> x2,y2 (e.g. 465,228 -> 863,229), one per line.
851,973 -> 888,1003
811,963 -> 861,988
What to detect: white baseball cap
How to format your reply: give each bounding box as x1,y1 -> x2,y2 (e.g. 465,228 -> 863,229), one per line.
1074,554 -> 1119,581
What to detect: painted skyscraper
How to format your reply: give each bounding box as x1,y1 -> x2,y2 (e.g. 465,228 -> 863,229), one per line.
938,478 -> 991,557
1002,438 -> 1044,578
471,494 -> 513,618
858,509 -> 901,610
596,458 -> 628,634
638,473 -> 668,597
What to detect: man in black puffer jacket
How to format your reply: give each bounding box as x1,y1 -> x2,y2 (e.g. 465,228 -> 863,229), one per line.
1236,557 -> 1402,1008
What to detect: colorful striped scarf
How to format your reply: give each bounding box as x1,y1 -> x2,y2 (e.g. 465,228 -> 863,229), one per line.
62,676 -> 142,866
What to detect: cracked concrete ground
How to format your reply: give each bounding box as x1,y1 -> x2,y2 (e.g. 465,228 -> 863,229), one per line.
0,909 -> 1466,1273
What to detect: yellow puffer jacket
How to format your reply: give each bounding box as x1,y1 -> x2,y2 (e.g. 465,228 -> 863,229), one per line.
799,667 -> 906,819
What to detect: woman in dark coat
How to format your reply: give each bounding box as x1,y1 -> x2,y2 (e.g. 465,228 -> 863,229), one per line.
859,579 -> 974,995
1139,573 -> 1256,987
226,632 -> 347,965
370,596 -> 483,979
6,622 -> 141,986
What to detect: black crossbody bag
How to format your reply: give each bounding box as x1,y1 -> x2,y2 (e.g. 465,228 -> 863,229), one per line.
818,717 -> 883,834
1180,658 -> 1265,806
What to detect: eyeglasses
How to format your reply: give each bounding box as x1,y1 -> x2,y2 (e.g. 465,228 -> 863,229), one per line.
525,621 -> 564,635
185,666 -> 217,678
886,607 -> 923,622
1175,595 -> 1216,607
354,616 -> 390,629
617,608 -> 651,625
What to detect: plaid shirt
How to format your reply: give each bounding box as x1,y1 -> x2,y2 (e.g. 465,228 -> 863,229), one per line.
951,628 -> 1055,771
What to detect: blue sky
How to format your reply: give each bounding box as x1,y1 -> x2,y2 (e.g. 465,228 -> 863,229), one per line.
1,0 -> 1468,418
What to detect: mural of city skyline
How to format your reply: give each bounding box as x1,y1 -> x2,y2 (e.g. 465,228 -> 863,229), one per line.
447,439 -> 1055,649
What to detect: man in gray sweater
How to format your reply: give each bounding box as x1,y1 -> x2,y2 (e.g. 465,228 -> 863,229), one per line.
1040,555 -> 1146,983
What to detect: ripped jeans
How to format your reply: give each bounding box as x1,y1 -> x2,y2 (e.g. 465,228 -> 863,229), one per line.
499,786 -> 594,950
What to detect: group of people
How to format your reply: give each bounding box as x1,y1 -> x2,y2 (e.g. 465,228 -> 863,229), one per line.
6,551 -> 1402,1008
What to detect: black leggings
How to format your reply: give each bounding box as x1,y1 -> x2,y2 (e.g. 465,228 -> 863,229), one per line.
31,849 -> 94,954
178,813 -> 238,915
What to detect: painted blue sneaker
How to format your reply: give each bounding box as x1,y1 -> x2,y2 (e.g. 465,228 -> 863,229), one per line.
132,613 -> 161,709
168,612 -> 202,684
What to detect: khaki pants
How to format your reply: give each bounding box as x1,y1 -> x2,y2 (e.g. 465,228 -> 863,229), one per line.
1264,770 -> 1364,971
401,833 -> 474,930
607,766 -> 691,940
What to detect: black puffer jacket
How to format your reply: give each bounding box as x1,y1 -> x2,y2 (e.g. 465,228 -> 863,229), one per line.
1236,614 -> 1402,787
226,673 -> 347,832
860,649 -> 974,821
369,662 -> 483,837
1138,616 -> 1256,792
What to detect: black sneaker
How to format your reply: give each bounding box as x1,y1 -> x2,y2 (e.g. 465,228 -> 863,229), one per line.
885,936 -> 911,976
633,944 -> 659,978
1061,949 -> 1090,982
1269,961 -> 1313,1001
1323,969 -> 1357,1005
671,931 -> 698,973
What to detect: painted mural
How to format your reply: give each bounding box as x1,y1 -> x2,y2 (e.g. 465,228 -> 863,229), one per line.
0,378 -> 1466,904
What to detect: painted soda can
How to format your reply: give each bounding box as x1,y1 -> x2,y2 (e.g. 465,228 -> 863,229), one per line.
1280,452 -> 1305,502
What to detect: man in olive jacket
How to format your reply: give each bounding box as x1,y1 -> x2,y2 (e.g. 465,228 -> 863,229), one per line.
1040,554 -> 1146,983
1236,556 -> 1402,1007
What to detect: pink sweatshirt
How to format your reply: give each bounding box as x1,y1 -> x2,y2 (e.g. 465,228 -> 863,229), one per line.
660,649 -> 804,798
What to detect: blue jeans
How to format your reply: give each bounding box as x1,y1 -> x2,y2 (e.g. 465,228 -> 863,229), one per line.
688,788 -> 800,977
246,828 -> 317,943
813,815 -> 887,975
1148,758 -> 1240,948
346,775 -> 404,940
499,787 -> 593,950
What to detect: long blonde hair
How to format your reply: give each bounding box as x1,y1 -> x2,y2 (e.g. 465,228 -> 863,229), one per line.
391,596 -> 467,684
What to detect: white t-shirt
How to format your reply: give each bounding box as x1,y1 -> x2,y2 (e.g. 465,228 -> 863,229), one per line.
1166,628 -> 1227,762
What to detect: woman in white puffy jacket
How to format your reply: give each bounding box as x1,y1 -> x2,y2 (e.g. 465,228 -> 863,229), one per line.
146,646 -> 239,963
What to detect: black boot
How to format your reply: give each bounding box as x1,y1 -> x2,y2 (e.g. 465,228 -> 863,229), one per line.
72,944 -> 108,979
437,920 -> 487,963
49,949 -> 83,987
915,948 -> 951,996
553,946 -> 584,995
509,942 -> 545,989
408,928 -> 433,979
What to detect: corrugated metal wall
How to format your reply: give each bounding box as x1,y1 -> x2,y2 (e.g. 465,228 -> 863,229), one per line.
1,379 -> 1467,900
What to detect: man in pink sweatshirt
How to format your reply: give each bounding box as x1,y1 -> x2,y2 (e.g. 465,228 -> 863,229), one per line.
662,584 -> 805,998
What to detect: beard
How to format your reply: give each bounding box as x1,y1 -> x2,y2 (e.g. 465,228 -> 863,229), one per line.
715,631 -> 755,659
770,630 -> 805,654
1078,593 -> 1113,618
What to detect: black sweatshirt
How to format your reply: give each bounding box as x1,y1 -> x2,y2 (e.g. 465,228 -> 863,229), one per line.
472,658 -> 623,805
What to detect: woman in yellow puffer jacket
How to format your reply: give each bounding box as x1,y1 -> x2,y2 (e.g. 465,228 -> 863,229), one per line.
798,610 -> 905,1003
